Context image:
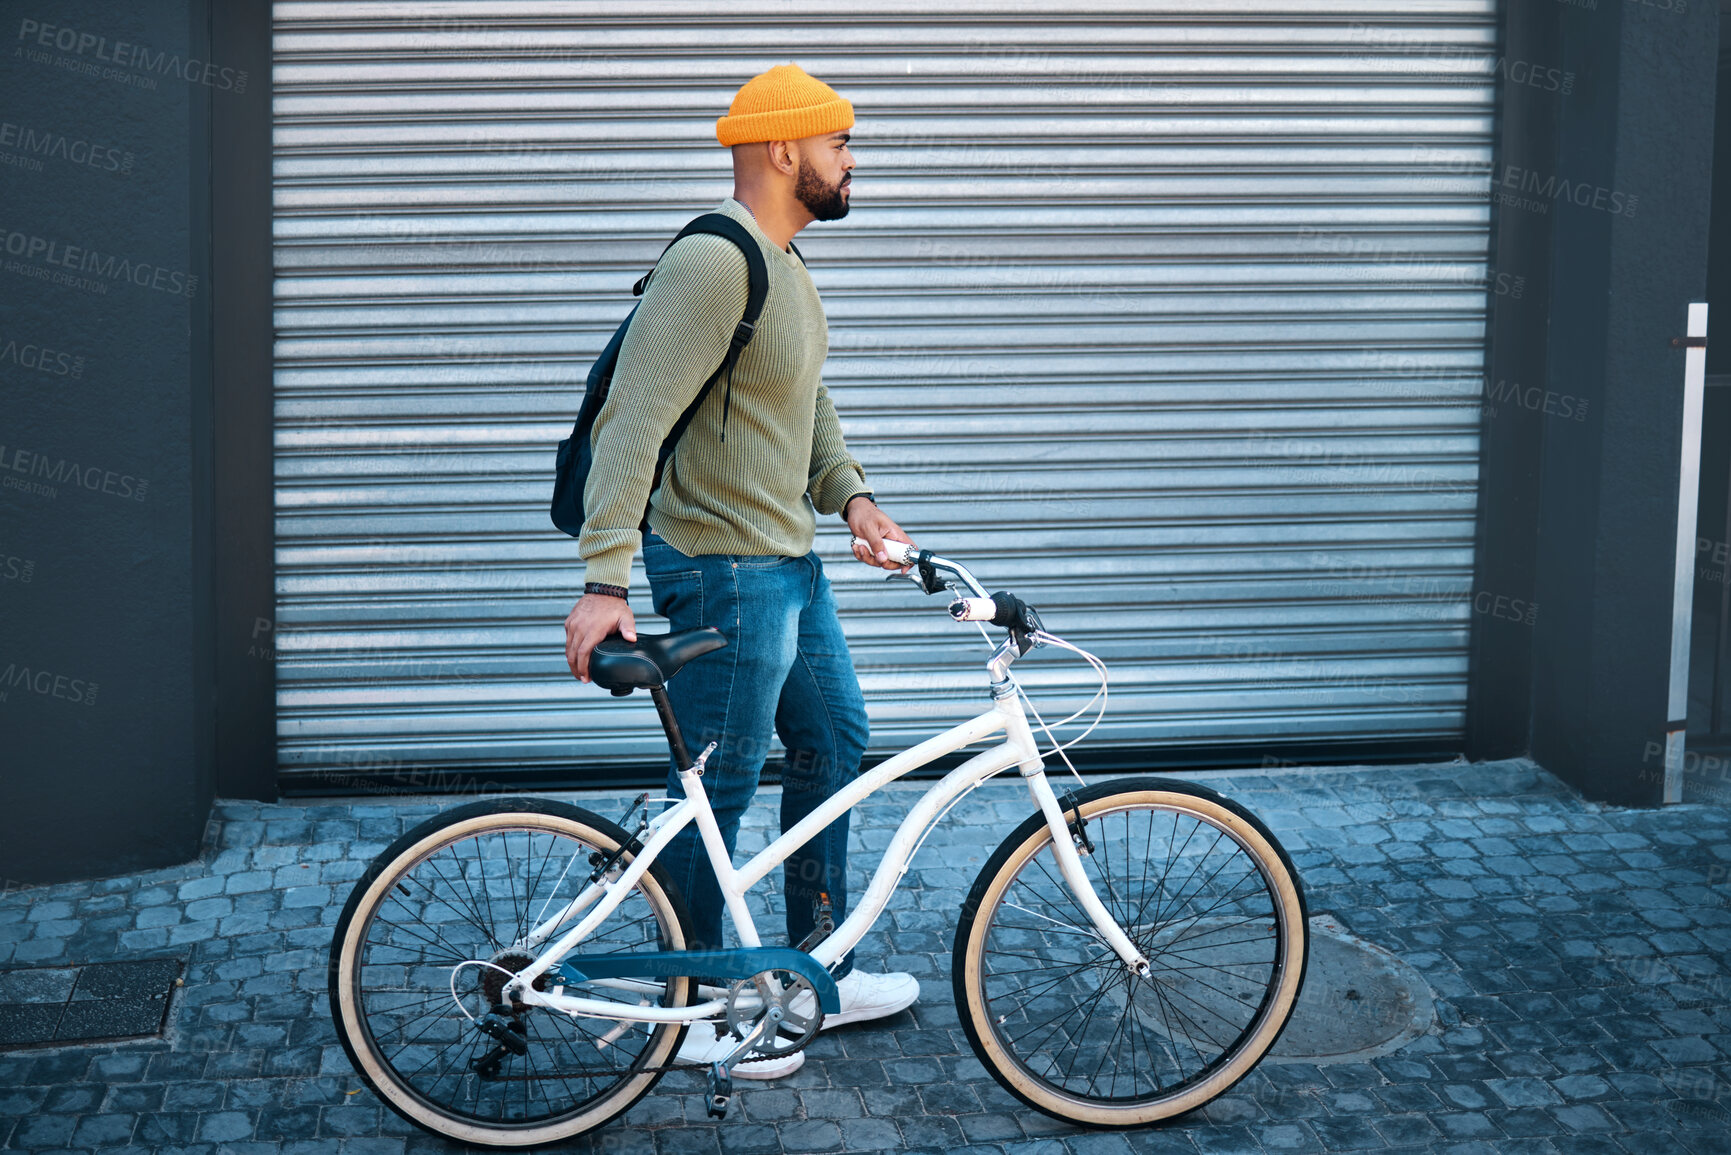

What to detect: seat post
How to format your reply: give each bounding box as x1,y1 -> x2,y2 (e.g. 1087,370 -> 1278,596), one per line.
647,684 -> 694,770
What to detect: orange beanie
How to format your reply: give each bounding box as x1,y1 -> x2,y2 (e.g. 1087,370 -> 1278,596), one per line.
716,63 -> 854,146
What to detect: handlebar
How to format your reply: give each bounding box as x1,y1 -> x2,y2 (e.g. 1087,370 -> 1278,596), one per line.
850,537 -> 1042,653
850,537 -> 987,598
849,542 -> 1106,763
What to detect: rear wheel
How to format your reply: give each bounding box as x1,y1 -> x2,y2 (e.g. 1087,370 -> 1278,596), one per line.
953,777 -> 1308,1127
328,798 -> 694,1148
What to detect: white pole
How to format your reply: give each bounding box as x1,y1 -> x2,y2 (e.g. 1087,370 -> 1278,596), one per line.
1665,302 -> 1709,804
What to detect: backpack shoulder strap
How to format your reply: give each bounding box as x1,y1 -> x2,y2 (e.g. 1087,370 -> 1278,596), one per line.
632,213 -> 769,347
631,214 -> 771,463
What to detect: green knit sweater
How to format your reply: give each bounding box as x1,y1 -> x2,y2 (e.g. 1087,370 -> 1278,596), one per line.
578,198 -> 872,590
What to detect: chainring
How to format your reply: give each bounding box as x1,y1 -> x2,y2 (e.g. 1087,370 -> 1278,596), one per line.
724,969 -> 822,1057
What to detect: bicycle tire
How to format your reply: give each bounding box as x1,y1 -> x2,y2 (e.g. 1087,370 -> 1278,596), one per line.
953,776 -> 1308,1127
328,798 -> 695,1148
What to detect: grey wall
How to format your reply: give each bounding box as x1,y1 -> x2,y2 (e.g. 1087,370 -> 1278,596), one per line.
1469,0 -> 1720,804
0,1 -> 220,881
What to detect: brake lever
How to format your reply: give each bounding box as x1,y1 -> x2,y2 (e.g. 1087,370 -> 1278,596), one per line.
878,555 -> 944,595
915,555 -> 944,595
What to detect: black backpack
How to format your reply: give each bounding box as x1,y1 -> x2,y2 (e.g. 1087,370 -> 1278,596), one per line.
550,213 -> 794,537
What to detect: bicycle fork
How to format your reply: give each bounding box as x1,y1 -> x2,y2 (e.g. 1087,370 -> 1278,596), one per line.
1004,696 -> 1153,980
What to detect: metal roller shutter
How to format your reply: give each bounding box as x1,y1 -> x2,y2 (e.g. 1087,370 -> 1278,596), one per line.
272,1 -> 1498,786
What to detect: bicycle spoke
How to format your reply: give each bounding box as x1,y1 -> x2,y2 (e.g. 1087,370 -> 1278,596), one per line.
520,831 -> 561,943
529,842 -> 588,932
420,860 -> 505,951
1145,833 -> 1248,936
422,849 -> 500,951
468,836 -> 503,947
1084,977 -> 1133,1096
1148,826 -> 1225,931
1003,966 -> 1118,1053
364,910 -> 471,963
1148,810 -> 1199,929
531,1015 -> 594,1111
988,950 -> 1112,1013
999,900 -> 1104,940
500,830 -> 525,947
1028,849 -> 1105,936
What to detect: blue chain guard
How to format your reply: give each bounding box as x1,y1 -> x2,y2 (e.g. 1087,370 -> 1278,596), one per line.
547,947 -> 840,1014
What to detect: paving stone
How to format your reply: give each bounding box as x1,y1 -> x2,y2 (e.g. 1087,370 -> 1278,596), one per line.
0,965 -> 77,1004
777,1120 -> 844,1152
1250,1121 -> 1324,1151
958,1112 -> 1023,1143
70,1110 -> 137,1146
1184,1126 -> 1260,1153
839,1116 -> 904,1149
8,1113 -> 77,1149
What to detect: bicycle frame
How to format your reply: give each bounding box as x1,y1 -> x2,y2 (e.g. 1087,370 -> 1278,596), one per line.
504,649 -> 1151,1025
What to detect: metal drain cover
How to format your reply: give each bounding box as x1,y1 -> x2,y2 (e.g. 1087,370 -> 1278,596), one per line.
1267,915 -> 1435,1063
0,957 -> 182,1048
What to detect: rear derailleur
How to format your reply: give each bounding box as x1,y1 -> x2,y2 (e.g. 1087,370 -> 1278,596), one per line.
469,1005 -> 528,1079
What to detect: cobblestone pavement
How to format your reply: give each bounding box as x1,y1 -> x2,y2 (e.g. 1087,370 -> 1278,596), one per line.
1,757 -> 1728,1155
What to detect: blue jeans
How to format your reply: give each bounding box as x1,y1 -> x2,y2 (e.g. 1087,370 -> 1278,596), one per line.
641,529 -> 869,978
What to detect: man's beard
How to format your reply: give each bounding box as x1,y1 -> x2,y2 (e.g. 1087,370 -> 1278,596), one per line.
795,163 -> 850,221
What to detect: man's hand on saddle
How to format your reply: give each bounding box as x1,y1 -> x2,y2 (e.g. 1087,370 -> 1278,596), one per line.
565,593 -> 636,684
844,496 -> 915,574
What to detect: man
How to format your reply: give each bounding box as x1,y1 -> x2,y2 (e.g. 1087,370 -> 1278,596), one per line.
563,63 -> 920,1079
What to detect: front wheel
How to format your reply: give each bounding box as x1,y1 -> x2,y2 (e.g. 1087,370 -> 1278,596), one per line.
953,776 -> 1308,1127
328,798 -> 694,1148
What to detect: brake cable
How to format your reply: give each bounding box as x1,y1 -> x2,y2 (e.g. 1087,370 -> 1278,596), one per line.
963,611 -> 1110,790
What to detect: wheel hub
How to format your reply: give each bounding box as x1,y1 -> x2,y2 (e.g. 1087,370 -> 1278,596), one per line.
481,950 -> 547,1011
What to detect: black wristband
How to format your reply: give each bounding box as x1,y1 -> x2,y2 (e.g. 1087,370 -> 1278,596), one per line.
842,492 -> 875,518
584,581 -> 628,600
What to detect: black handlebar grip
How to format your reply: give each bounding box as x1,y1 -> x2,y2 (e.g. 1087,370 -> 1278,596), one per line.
990,592 -> 1044,634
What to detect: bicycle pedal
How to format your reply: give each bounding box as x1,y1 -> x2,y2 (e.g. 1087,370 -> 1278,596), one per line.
705,1062 -> 732,1118
794,892 -> 835,953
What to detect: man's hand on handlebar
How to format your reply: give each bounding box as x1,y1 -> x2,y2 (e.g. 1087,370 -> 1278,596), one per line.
565,593 -> 635,683
844,495 -> 915,573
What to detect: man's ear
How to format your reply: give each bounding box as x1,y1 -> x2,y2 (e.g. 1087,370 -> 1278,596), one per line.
766,138 -> 799,177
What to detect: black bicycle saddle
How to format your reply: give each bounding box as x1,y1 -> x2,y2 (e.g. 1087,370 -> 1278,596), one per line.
588,627 -> 727,695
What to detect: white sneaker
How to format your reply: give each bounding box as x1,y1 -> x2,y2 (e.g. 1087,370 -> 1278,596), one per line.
676,1025 -> 805,1080
791,969 -> 921,1030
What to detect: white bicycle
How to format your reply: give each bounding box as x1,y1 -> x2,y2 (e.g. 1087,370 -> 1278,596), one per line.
328,540 -> 1309,1147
